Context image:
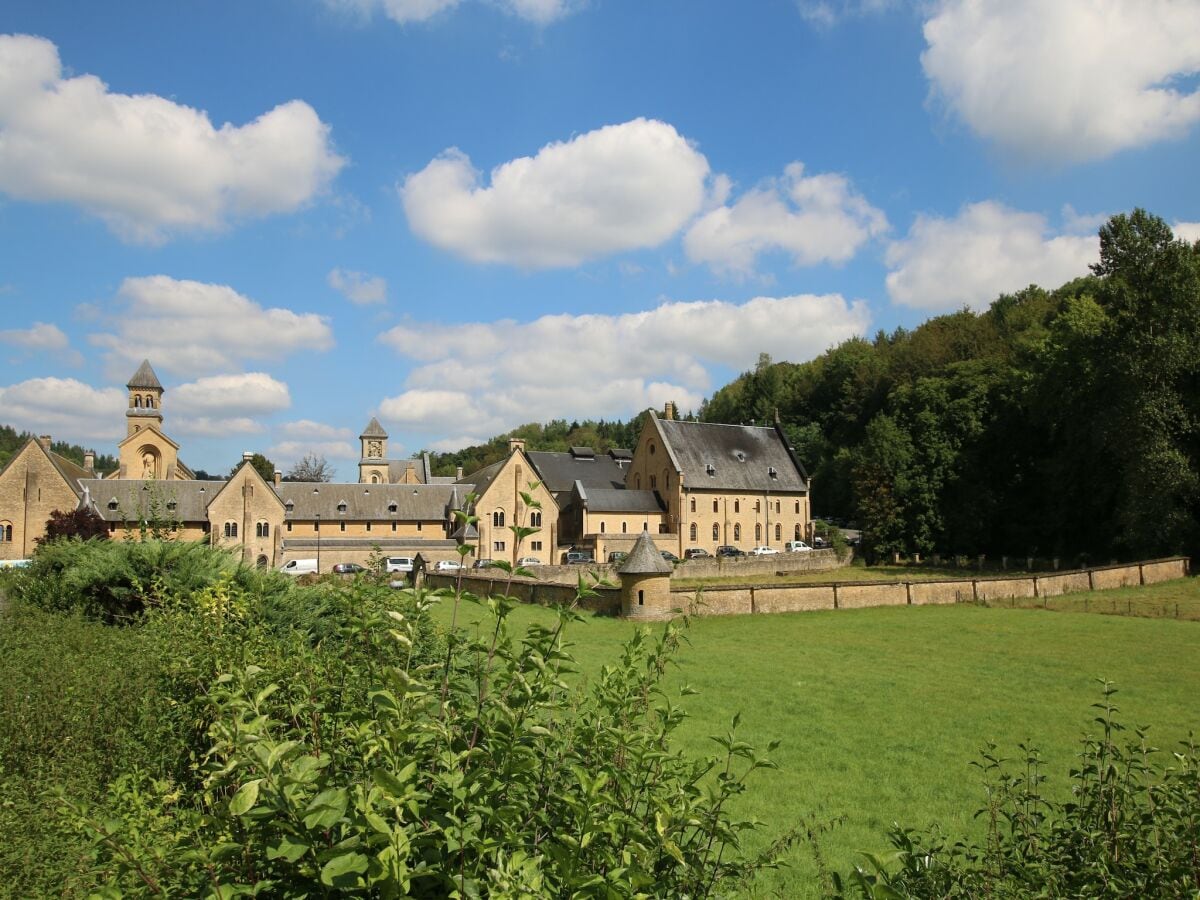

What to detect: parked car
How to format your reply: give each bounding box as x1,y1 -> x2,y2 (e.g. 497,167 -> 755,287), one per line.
812,536 -> 828,549
660,550 -> 680,563
784,540 -> 812,552
716,545 -> 745,558
280,558 -> 318,576
473,558 -> 496,569
565,550 -> 594,564
515,556 -> 541,567
331,562 -> 366,574
434,559 -> 462,572
683,547 -> 711,560
607,550 -> 628,564
385,556 -> 414,573
750,546 -> 780,556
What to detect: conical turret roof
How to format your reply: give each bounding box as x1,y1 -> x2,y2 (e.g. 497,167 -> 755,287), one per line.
360,417 -> 388,439
617,528 -> 673,575
127,359 -> 163,390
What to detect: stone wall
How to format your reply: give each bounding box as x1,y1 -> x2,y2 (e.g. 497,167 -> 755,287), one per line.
674,548 -> 843,580
423,572 -> 620,615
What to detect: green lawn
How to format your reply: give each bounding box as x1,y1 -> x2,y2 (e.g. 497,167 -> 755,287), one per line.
430,581 -> 1200,897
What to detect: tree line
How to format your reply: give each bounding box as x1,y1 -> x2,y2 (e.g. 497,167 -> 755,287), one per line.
703,210 -> 1200,563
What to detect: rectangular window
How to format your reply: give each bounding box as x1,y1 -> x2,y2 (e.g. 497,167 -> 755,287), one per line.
286,522 -> 292,532
366,522 -> 371,532
417,522 -> 422,531
493,540 -> 505,551
340,522 -> 346,532
530,540 -> 543,551
392,522 -> 397,532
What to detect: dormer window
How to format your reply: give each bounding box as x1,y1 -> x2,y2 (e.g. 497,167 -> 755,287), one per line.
768,466 -> 778,478
337,501 -> 348,513
107,499 -> 118,511
166,500 -> 177,511
706,463 -> 716,476
285,500 -> 294,512
388,502 -> 398,514
735,451 -> 746,462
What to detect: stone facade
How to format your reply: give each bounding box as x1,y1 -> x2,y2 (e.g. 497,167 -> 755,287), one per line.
0,438 -> 90,559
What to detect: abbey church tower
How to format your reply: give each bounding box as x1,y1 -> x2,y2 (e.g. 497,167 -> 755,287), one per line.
114,360 -> 191,480
359,417 -> 390,484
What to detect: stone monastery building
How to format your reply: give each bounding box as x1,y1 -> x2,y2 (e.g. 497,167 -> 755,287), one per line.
0,362 -> 813,569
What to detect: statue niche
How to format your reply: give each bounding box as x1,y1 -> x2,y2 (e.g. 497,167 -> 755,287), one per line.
138,446 -> 160,479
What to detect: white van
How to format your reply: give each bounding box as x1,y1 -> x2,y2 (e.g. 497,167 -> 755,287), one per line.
385,557 -> 415,573
280,558 -> 319,576
784,541 -> 812,553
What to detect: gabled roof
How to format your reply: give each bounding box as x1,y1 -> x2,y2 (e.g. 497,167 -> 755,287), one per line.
81,478 -> 215,522
654,417 -> 809,492
618,529 -> 673,575
576,484 -> 665,514
117,423 -> 180,452
526,450 -> 630,495
126,360 -> 163,390
360,417 -> 388,439
459,458 -> 505,497
0,438 -> 91,500
275,481 -> 470,520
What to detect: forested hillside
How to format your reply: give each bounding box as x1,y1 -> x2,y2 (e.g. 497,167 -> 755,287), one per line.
0,425 -> 117,475
703,210 -> 1200,562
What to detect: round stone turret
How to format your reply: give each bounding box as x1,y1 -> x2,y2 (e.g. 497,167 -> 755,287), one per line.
617,528 -> 674,619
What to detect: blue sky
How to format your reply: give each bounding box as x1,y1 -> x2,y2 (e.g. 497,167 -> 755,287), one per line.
2,0 -> 1198,478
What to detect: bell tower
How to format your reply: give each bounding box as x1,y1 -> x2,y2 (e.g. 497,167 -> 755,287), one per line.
126,359 -> 164,437
359,417 -> 389,484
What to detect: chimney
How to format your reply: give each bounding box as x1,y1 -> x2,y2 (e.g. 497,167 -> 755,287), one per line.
405,461 -> 417,483
242,451 -> 253,462
456,465 -> 464,480
664,402 -> 676,421
38,434 -> 51,449
84,450 -> 95,471
509,437 -> 526,455
273,470 -> 281,487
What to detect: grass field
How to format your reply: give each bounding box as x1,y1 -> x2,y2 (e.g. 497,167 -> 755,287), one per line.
430,577 -> 1200,897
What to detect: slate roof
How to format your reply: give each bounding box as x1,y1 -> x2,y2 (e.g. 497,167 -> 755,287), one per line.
618,529 -> 673,575
385,457 -> 431,482
360,417 -> 388,439
126,360 -> 163,390
526,450 -> 630,494
577,485 -> 664,513
274,482 -> 470,520
655,418 -> 809,492
81,478 -> 215,522
458,458 -> 505,497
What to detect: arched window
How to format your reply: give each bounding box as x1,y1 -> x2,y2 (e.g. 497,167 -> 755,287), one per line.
755,499 -> 761,512
689,523 -> 697,541
712,523 -> 719,541
648,442 -> 656,456
530,511 -> 542,527
795,500 -> 800,514
776,500 -> 781,513
775,523 -> 781,541
755,523 -> 762,542
0,522 -> 11,542
224,521 -> 238,538
600,521 -> 606,533
256,521 -> 269,538
493,510 -> 505,527
663,469 -> 670,488
621,521 -> 627,533
733,523 -> 741,542
146,396 -> 154,409
690,497 -> 696,513
734,500 -> 740,513
134,395 -> 142,408
650,475 -> 657,489
712,499 -> 718,513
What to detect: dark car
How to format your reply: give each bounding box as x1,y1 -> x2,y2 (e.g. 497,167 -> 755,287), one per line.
660,550 -> 680,563
331,562 -> 366,575
683,547 -> 711,560
607,550 -> 628,564
716,545 -> 745,558
565,550 -> 594,564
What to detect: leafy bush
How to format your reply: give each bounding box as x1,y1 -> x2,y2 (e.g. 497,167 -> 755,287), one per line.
15,538 -> 292,621
60,585 -> 788,897
839,682 -> 1200,898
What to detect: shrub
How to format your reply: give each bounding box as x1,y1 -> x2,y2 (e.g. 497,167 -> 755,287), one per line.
839,682 -> 1200,898
60,584 -> 789,897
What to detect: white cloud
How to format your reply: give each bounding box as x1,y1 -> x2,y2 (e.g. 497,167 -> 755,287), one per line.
401,118 -> 710,268
327,268 -> 387,305
798,0 -> 898,28
277,419 -> 355,440
684,162 -> 888,277
0,322 -> 83,366
168,372 -> 291,437
91,276 -> 334,378
1174,221 -> 1200,243
885,201 -> 1099,310
0,34 -> 345,242
0,377 -> 125,444
922,0 -> 1200,163
328,0 -> 574,25
377,293 -> 870,437
268,440 -> 358,464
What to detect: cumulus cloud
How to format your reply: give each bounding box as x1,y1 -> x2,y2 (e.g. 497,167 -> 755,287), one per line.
0,34 -> 345,242
885,201 -> 1099,310
0,321 -> 83,366
327,268 -> 387,305
328,0 -> 574,25
0,377 -> 125,443
1174,221 -> 1200,243
921,0 -> 1200,163
91,276 -> 334,378
684,162 -> 888,277
168,372 -> 291,437
376,294 -> 870,445
401,118 -> 710,268
267,440 -> 358,466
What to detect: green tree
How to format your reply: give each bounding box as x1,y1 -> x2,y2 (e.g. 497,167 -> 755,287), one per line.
231,453 -> 277,483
